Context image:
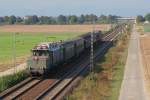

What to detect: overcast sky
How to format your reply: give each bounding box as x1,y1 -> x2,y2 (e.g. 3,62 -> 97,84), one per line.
0,0 -> 150,16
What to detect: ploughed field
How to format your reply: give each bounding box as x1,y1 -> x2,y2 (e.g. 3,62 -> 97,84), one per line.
140,34 -> 150,95
0,25 -> 109,33
0,24 -> 110,72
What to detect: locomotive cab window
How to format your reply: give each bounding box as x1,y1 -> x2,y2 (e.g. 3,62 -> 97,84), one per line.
32,50 -> 49,56
32,51 -> 38,56
41,51 -> 49,56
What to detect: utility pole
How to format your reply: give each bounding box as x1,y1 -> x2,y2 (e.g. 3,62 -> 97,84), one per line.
90,20 -> 95,78
13,32 -> 16,74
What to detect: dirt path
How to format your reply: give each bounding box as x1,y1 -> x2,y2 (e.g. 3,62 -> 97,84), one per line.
119,25 -> 148,100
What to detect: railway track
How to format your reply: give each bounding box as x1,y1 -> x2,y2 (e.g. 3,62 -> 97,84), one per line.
36,26 -> 123,100
16,54 -> 89,100
0,44 -> 91,100
0,24 -> 125,100
0,50 -> 89,100
0,78 -> 41,99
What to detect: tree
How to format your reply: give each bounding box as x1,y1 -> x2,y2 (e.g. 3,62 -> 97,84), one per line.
57,15 -> 67,24
97,15 -> 118,24
84,14 -> 97,24
77,14 -> 85,24
0,17 -> 4,24
98,15 -> 107,23
39,16 -> 56,24
0,14 -> 120,25
24,15 -> 39,24
39,16 -> 50,24
145,13 -> 150,22
16,17 -> 23,23
89,14 -> 98,22
9,15 -> 16,24
32,15 -> 39,24
136,15 -> 145,23
3,16 -> 9,24
67,15 -> 78,24
107,15 -> 117,23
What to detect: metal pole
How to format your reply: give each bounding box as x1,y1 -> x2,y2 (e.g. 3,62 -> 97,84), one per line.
90,20 -> 95,76
13,32 -> 16,74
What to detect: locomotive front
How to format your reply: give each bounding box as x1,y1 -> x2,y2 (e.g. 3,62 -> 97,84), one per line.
27,43 -> 50,75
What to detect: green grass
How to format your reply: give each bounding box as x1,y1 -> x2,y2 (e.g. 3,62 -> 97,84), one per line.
109,47 -> 128,100
143,24 -> 150,32
66,28 -> 130,100
0,70 -> 29,92
0,32 -> 83,61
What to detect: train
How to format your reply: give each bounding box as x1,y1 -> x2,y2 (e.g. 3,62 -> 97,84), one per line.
27,24 -> 126,76
27,31 -> 102,75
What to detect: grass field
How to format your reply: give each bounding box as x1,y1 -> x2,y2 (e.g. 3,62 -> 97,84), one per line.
0,32 -> 83,60
143,24 -> 150,32
0,32 -> 83,71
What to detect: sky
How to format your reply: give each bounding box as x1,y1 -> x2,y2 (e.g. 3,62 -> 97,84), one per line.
0,0 -> 150,17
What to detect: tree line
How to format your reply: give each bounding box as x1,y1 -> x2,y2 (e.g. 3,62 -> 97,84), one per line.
136,13 -> 150,23
0,14 -> 118,25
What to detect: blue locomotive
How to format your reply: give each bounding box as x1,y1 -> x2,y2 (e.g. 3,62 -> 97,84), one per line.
27,31 -> 102,75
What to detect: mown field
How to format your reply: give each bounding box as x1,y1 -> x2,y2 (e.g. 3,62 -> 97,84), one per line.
0,24 -> 109,71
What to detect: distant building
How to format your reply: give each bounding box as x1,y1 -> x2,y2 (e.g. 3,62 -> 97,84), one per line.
116,17 -> 136,23
23,16 -> 30,20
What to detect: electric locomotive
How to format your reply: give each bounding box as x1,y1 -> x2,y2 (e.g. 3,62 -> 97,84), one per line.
27,31 -> 102,76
